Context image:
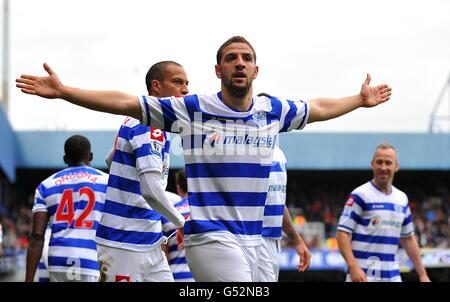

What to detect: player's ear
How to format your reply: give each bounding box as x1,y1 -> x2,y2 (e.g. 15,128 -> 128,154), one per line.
253,65 -> 259,79
88,152 -> 93,163
63,155 -> 68,165
152,80 -> 161,96
215,64 -> 222,79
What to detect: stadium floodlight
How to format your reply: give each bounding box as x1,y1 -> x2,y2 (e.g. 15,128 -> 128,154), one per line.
429,73 -> 450,133
1,0 -> 10,115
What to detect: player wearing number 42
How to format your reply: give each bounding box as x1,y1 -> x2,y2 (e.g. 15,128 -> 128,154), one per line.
25,135 -> 109,282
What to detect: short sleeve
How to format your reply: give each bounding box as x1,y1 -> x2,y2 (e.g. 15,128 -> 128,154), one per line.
337,193 -> 365,233
401,206 -> 415,237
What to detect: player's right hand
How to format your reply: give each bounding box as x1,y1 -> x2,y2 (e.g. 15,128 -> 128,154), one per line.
16,63 -> 64,99
349,265 -> 368,282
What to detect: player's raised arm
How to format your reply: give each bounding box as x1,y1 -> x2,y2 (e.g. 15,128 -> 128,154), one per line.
307,74 -> 392,123
16,63 -> 142,121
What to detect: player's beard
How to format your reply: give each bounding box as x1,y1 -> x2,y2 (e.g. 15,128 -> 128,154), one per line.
223,74 -> 253,98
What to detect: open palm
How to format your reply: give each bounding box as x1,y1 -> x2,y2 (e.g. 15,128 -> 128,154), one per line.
16,63 -> 63,99
360,74 -> 392,107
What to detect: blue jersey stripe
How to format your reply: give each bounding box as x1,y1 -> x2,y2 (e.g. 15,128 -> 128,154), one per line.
48,256 -> 99,271
38,277 -> 50,282
173,272 -> 194,280
349,194 -> 366,210
169,257 -> 188,265
189,192 -> 266,207
182,94 -> 200,122
169,244 -> 179,252
184,219 -> 262,235
263,205 -> 285,216
107,174 -> 140,195
403,214 -> 412,226
38,262 -> 47,269
361,268 -> 400,279
353,250 -> 396,262
142,96 -> 152,127
337,224 -> 354,232
280,100 -> 298,132
186,163 -> 271,178
262,227 -> 282,238
352,233 -> 400,245
95,225 -> 162,245
268,96 -> 282,125
112,149 -> 136,167
102,199 -> 161,220
159,98 -> 177,130
133,143 -> 153,159
49,237 -> 97,250
295,101 -> 308,130
35,197 -> 46,206
270,162 -> 286,172
350,212 -> 370,226
51,221 -> 100,234
117,123 -> 149,140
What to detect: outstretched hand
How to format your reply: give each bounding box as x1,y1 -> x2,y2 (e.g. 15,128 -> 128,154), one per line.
360,74 -> 392,107
16,63 -> 64,99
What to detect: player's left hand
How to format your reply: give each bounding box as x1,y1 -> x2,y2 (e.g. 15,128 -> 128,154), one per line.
296,241 -> 311,272
360,74 -> 392,107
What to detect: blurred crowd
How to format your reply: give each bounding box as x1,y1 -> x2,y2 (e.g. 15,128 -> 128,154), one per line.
0,205 -> 33,253
0,183 -> 449,258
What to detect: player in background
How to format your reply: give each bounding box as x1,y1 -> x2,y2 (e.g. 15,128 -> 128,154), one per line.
336,143 -> 430,282
25,135 -> 109,282
17,36 -> 392,281
95,61 -> 189,282
257,145 -> 311,282
161,169 -> 194,282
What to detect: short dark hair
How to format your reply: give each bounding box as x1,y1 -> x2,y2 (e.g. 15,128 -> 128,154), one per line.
64,135 -> 91,162
257,92 -> 271,97
175,169 -> 188,194
216,36 -> 256,65
145,61 -> 182,94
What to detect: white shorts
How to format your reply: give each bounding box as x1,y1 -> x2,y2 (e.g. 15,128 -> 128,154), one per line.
97,244 -> 174,282
257,238 -> 280,282
184,240 -> 260,282
49,271 -> 99,282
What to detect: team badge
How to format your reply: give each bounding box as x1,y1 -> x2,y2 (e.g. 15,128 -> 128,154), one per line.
252,112 -> 267,128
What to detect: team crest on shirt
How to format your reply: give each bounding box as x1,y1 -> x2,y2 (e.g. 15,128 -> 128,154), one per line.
252,112 -> 267,128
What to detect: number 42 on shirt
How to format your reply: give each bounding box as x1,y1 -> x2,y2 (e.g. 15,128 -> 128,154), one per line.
55,187 -> 95,229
